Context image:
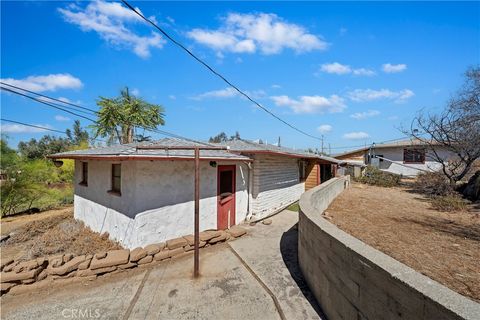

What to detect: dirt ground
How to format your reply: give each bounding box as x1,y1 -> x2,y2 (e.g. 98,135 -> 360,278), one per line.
326,183 -> 480,303
0,206 -> 121,262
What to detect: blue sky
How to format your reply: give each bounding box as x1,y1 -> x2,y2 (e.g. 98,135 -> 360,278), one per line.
1,1 -> 479,152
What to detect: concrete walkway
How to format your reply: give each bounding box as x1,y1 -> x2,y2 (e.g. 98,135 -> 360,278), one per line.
1,210 -> 323,320
229,210 -> 323,320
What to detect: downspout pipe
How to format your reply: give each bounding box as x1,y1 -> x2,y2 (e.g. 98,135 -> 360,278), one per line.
243,161 -> 254,220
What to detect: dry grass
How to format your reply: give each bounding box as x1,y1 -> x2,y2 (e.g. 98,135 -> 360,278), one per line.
1,206 -> 121,261
431,194 -> 469,212
326,183 -> 480,302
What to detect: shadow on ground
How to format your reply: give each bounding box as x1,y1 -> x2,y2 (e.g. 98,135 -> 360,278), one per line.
391,216 -> 480,241
280,224 -> 326,319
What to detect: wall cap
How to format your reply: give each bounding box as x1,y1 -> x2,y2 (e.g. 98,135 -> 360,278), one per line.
299,177 -> 480,319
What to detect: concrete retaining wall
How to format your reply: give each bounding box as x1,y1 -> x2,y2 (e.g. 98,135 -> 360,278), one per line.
298,177 -> 480,320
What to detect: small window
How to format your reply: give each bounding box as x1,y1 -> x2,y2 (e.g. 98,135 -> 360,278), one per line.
219,170 -> 234,200
404,149 -> 425,164
80,162 -> 88,186
110,164 -> 121,195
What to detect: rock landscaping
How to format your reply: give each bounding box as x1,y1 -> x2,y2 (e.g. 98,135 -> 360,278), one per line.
0,227 -> 247,295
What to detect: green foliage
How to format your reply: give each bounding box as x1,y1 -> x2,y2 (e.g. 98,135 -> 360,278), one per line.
66,120 -> 89,145
0,124 -> 89,217
355,166 -> 401,187
209,131 -> 241,143
0,158 -> 74,216
286,202 -> 300,212
18,135 -> 72,160
91,87 -> 165,144
1,137 -> 19,172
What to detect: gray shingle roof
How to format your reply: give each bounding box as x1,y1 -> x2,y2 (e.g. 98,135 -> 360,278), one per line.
213,139 -> 343,164
49,138 -> 251,161
333,138 -> 435,158
50,137 -> 343,164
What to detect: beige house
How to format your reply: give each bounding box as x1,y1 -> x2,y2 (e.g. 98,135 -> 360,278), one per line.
50,138 -> 341,248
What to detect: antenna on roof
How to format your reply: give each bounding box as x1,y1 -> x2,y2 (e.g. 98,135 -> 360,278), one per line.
278,136 -> 281,147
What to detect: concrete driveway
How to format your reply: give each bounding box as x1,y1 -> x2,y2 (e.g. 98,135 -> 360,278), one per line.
1,210 -> 323,320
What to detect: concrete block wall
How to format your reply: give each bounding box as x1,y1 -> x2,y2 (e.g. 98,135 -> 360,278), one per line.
251,154 -> 304,218
298,177 -> 480,320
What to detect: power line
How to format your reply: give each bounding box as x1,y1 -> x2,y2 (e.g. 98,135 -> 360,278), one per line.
1,84 -> 213,146
1,118 -> 108,143
1,87 -> 97,122
120,0 -> 323,142
0,81 -> 98,114
1,118 -> 67,135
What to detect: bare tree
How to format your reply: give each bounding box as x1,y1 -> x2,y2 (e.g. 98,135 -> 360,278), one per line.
405,66 -> 480,185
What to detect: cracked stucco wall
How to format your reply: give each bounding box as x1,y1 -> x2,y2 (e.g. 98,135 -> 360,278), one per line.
73,159 -> 248,248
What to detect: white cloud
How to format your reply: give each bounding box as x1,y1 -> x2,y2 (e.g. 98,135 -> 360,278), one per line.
57,97 -> 72,103
352,68 -> 376,76
55,115 -> 71,122
350,109 -> 380,120
317,124 -> 332,134
58,1 -> 165,58
387,115 -> 399,121
188,12 -> 327,55
320,62 -> 351,75
1,123 -> 53,133
1,73 -> 83,92
348,88 -> 414,103
271,84 -> 282,89
191,87 -> 265,100
131,88 -> 140,96
319,62 -> 375,76
271,94 -> 346,114
339,27 -> 348,36
382,63 -> 407,73
343,131 -> 370,140
168,95 -> 176,100
191,87 -> 238,100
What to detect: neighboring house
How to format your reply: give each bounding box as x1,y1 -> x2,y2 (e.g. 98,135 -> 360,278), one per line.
50,138 -> 341,248
334,139 -> 454,177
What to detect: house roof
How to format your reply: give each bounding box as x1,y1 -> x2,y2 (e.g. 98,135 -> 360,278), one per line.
49,138 -> 252,161
333,138 -> 433,158
49,137 -> 343,164
214,139 -> 343,164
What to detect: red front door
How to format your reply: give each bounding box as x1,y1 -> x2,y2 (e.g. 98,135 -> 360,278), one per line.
217,165 -> 236,230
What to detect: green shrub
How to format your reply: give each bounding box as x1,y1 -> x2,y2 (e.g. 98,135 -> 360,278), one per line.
431,194 -> 468,212
413,172 -> 454,197
355,166 -> 401,187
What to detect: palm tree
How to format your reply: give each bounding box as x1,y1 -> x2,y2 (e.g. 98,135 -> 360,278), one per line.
91,87 -> 165,144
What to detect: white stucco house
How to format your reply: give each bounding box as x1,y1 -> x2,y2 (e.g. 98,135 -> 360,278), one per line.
50,138 -> 341,248
335,139 -> 455,177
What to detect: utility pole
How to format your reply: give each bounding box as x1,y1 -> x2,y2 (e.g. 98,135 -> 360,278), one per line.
194,147 -> 200,278
136,144 -> 227,278
321,135 -> 324,155
277,136 -> 281,147
328,143 -> 331,156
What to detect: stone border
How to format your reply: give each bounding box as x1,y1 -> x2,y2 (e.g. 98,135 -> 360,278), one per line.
0,226 -> 247,295
298,177 -> 480,320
